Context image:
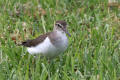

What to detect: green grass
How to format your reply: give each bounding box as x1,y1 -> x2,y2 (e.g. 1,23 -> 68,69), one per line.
0,0 -> 120,80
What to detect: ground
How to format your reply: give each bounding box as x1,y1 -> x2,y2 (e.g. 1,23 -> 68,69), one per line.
0,0 -> 120,80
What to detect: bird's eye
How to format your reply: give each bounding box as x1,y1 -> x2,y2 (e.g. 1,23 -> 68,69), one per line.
58,24 -> 61,27
56,24 -> 62,28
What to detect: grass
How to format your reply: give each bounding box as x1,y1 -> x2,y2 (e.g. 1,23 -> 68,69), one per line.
0,0 -> 120,80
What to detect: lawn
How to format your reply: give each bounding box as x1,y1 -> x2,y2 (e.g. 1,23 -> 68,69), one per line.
0,0 -> 120,80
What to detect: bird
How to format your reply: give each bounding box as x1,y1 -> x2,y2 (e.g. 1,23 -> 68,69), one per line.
20,20 -> 71,59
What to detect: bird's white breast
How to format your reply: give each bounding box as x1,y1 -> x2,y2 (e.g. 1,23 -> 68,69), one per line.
54,31 -> 68,52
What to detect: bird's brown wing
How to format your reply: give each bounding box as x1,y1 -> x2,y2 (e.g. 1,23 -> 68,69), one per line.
21,32 -> 51,47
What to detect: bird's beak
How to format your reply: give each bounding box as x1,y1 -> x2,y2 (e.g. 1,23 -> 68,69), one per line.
64,29 -> 71,37
66,31 -> 71,37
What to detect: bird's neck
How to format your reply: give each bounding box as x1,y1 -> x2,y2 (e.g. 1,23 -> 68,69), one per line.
53,30 -> 66,39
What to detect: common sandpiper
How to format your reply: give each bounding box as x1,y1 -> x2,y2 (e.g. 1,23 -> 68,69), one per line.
20,20 -> 71,59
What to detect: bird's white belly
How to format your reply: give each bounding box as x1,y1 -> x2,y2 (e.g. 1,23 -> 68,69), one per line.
27,37 -> 59,58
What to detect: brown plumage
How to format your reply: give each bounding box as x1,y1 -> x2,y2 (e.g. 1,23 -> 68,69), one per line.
21,32 -> 51,47
56,21 -> 67,27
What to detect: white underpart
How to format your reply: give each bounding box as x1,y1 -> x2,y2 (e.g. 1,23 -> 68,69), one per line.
27,30 -> 68,58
